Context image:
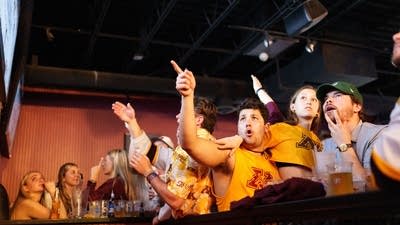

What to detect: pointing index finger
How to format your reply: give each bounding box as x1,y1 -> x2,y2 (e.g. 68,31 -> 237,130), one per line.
170,60 -> 183,74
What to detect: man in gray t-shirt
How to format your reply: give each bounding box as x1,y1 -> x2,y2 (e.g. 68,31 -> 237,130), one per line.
316,81 -> 387,182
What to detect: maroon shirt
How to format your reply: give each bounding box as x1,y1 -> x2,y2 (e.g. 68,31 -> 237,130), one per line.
86,176 -> 128,201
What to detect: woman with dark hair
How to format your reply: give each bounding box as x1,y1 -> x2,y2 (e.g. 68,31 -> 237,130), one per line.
267,85 -> 322,179
44,162 -> 81,218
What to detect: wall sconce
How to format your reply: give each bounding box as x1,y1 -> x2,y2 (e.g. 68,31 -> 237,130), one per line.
305,39 -> 317,53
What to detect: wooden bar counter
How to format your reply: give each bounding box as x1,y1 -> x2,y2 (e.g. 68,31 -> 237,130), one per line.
1,191 -> 399,225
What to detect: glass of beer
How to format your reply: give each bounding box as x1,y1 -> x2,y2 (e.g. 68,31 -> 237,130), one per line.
50,199 -> 60,219
326,161 -> 353,196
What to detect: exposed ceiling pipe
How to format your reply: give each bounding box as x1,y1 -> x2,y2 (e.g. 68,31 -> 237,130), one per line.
24,65 -> 251,100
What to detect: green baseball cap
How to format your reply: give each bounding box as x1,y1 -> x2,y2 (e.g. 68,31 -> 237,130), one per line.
316,81 -> 363,104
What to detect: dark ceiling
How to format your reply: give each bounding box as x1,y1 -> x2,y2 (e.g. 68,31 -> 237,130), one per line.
26,0 -> 400,116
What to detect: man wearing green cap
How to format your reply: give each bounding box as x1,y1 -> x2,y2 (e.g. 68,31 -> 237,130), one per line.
316,81 -> 387,185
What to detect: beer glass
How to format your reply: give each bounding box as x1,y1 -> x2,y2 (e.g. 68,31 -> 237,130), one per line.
326,161 -> 353,196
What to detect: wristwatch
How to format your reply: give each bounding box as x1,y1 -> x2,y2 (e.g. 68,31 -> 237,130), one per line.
337,143 -> 352,152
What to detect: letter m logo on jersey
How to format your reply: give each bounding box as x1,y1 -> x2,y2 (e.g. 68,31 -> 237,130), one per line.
247,167 -> 273,189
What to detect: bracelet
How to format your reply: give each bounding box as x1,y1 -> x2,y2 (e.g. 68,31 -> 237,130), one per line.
146,171 -> 158,182
255,87 -> 264,95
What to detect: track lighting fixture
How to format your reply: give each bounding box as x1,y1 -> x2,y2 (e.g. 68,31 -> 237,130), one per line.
305,39 -> 317,53
263,32 -> 274,48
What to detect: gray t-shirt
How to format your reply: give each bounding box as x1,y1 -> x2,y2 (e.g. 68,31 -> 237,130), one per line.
322,121 -> 387,169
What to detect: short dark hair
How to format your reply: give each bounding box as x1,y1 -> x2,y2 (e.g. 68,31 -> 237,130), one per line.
238,98 -> 269,124
194,97 -> 217,134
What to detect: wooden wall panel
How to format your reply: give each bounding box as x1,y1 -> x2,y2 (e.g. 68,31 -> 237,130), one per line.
0,92 -> 237,202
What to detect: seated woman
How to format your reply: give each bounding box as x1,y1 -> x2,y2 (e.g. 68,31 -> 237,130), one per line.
10,171 -> 51,220
86,149 -> 144,201
44,162 -> 81,218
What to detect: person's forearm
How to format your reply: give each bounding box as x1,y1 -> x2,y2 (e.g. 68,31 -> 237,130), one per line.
129,132 -> 152,157
265,101 -> 284,124
146,173 -> 184,211
178,94 -> 197,149
127,118 -> 143,138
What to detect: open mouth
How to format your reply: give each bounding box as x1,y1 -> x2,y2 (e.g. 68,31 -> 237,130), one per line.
325,105 -> 336,112
246,129 -> 252,137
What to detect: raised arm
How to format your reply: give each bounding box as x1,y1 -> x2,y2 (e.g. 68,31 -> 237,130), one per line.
172,60 -> 230,167
113,101 -> 151,157
112,102 -> 143,138
251,75 -> 284,124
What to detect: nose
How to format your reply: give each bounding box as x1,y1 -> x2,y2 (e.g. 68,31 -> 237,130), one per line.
324,95 -> 333,104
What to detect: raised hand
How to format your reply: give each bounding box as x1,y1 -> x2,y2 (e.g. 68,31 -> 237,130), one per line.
89,157 -> 103,182
112,101 -> 136,123
251,74 -> 263,94
324,110 -> 352,146
215,135 -> 243,150
44,181 -> 56,198
171,60 -> 196,97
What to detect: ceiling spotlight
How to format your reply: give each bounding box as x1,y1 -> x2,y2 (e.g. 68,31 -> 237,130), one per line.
258,52 -> 269,62
263,32 -> 274,48
305,39 -> 317,53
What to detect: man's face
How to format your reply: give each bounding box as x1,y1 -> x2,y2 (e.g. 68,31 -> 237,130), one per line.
237,108 -> 267,152
322,90 -> 357,123
392,32 -> 400,68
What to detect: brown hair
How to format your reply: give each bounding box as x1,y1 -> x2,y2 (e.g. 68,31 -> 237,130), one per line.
238,98 -> 269,124
194,97 -> 217,134
286,85 -> 321,133
56,162 -> 78,215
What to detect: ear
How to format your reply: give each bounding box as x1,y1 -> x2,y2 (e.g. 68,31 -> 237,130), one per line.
290,103 -> 295,112
22,185 -> 29,194
353,103 -> 362,113
264,122 -> 270,132
195,114 -> 204,127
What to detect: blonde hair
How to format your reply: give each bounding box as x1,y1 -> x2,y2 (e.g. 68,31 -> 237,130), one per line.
11,171 -> 45,212
107,149 -> 147,200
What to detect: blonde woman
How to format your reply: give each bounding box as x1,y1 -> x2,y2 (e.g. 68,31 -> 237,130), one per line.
11,171 -> 51,220
87,149 -> 145,201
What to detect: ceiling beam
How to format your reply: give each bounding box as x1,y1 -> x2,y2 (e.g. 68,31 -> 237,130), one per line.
83,0 -> 112,67
212,0 -> 300,73
134,0 -> 178,58
178,0 -> 240,65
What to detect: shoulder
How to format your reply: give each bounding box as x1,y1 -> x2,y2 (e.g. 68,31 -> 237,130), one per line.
359,122 -> 388,138
361,122 -> 387,130
270,122 -> 292,130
